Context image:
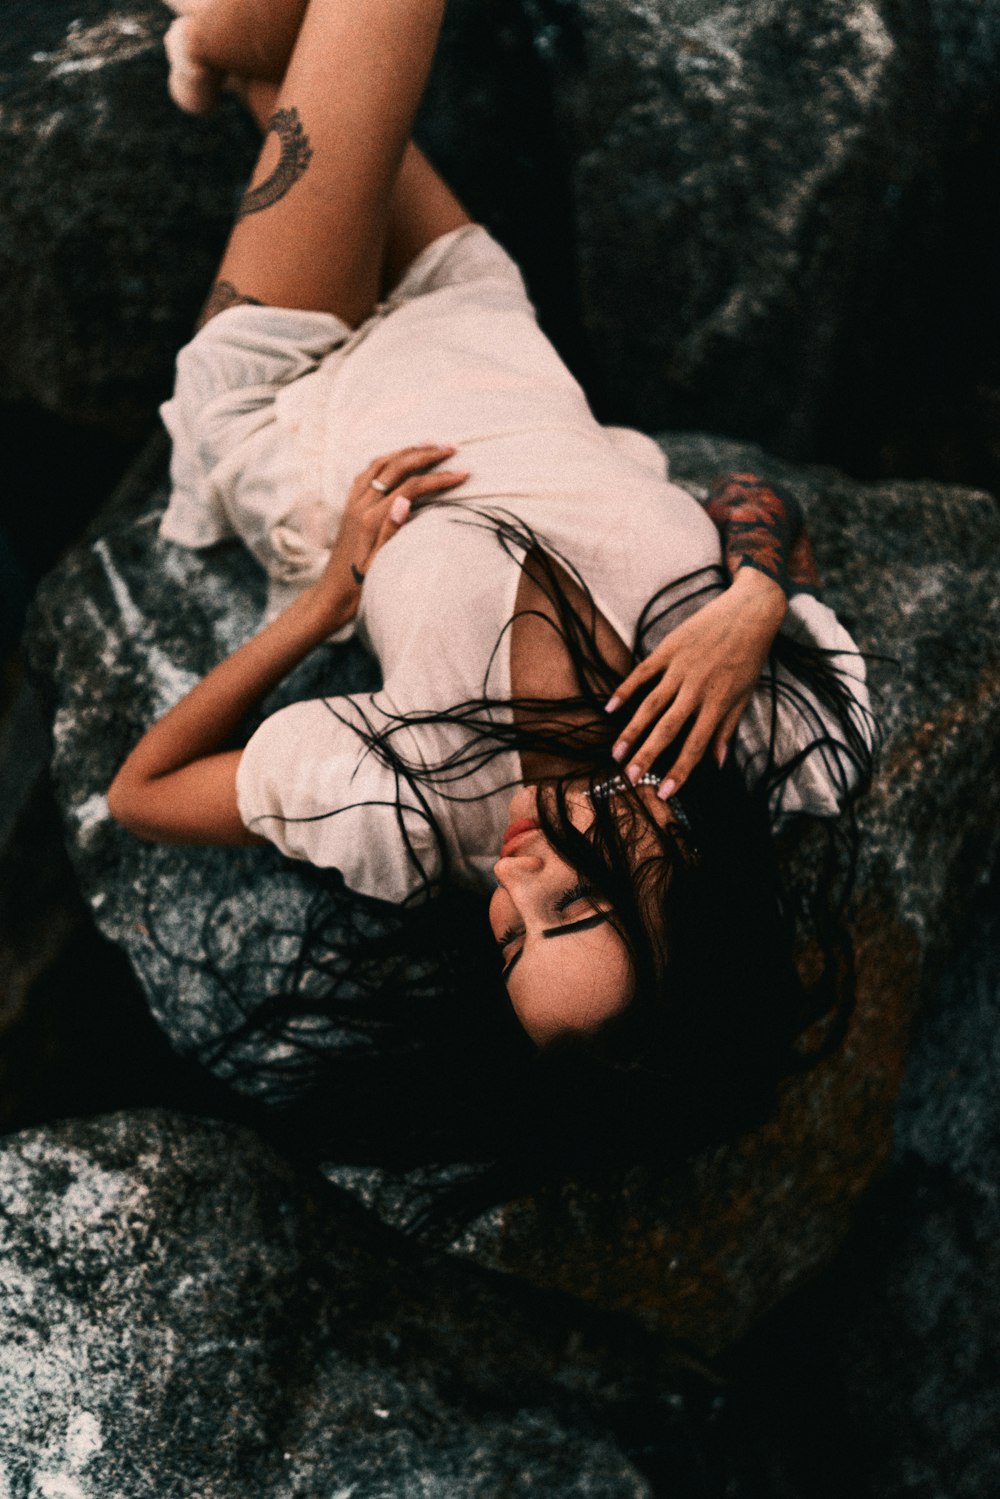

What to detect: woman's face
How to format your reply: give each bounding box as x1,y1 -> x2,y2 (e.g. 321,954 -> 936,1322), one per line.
488,784 -> 636,1045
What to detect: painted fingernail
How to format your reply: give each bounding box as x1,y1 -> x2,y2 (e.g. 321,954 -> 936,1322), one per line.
611,739 -> 629,762
626,763 -> 641,785
656,777 -> 678,802
390,494 -> 411,524
605,695 -> 621,714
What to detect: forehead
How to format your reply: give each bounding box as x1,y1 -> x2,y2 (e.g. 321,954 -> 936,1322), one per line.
506,918 -> 634,1043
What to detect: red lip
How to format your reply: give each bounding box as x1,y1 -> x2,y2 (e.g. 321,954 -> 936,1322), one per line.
501,817 -> 540,855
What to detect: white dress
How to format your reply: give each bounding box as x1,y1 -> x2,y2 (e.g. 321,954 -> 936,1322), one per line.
159,226 -> 872,903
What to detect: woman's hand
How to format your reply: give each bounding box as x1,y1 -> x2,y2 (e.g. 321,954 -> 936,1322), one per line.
319,444 -> 469,619
605,568 -> 788,797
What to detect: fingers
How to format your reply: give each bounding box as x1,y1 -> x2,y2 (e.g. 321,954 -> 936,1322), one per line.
604,657 -> 658,719
656,711 -> 720,799
643,694 -> 750,799
164,17 -> 222,116
368,468 -> 469,535
618,691 -> 703,792
363,444 -> 456,499
606,663 -> 741,796
608,669 -> 680,771
385,468 -> 469,504
363,464 -> 470,568
371,493 -> 413,555
712,702 -> 746,769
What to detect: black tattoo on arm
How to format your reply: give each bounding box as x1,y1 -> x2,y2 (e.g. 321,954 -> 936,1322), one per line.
196,280 -> 264,331
236,106 -> 313,223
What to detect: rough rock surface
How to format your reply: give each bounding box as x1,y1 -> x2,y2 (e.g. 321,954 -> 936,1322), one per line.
541,0 -> 1000,478
0,2 -> 257,431
0,1110 -> 658,1498
26,432 -> 1000,1351
4,1 -> 1000,488
766,877 -> 1000,1499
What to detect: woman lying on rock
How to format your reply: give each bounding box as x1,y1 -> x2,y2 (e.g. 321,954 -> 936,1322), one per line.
109,0 -> 875,1197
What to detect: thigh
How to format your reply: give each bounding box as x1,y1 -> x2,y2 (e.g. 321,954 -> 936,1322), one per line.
381,144 -> 473,295
214,0 -> 447,327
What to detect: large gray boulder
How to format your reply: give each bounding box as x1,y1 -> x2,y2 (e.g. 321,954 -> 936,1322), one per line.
0,2 -> 256,432
26,431 -> 1000,1352
3,1 -> 999,489
538,0 -> 1000,475
0,1110 -> 657,1497
766,880 -> 1000,1498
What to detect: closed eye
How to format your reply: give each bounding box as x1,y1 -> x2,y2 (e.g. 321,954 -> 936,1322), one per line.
495,883 -> 594,954
554,880 -> 596,913
497,924 -> 522,951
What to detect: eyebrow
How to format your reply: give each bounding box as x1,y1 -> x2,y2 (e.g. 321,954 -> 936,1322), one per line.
501,911 -> 612,981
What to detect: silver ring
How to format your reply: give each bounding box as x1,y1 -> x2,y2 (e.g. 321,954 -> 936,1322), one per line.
370,477 -> 390,494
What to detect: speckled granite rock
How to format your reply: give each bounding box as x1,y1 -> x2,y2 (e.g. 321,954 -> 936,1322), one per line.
26,433 -> 1000,1351
0,2 -> 256,431
4,1 -> 1000,487
0,1110 -> 659,1498
537,0 -> 1000,482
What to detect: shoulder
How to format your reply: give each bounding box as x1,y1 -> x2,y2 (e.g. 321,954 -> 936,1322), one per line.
236,695 -> 442,899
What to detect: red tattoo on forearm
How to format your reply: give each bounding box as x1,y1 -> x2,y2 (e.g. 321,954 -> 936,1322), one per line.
706,473 -> 821,597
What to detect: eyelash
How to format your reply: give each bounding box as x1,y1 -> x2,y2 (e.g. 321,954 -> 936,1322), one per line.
496,882 -> 596,951
555,880 -> 596,912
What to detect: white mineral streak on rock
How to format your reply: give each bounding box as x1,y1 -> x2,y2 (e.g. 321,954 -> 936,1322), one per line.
72,793 -> 109,841
93,538 -> 199,712
65,1411 -> 103,1469
35,1475 -> 87,1499
34,111 -> 66,142
0,1461 -> 11,1499
31,15 -> 157,80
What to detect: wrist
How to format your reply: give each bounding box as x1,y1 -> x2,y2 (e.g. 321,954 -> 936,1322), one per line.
301,579 -> 357,636
728,563 -> 788,626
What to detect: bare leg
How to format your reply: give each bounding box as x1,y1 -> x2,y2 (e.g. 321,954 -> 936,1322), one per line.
228,75 -> 470,289
380,142 -> 472,293
195,0 -> 448,326
176,0 -> 471,320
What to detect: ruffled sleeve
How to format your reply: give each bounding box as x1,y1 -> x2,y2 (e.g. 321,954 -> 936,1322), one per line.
735,594 -> 876,823
159,303 -> 361,639
235,693 -> 443,903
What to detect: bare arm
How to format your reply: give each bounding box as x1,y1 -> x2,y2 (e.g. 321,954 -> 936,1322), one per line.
108,446 -> 465,844
107,581 -> 349,845
603,472 -> 816,795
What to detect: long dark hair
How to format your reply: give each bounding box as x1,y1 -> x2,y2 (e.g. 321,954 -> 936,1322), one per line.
208,508 -> 876,1233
